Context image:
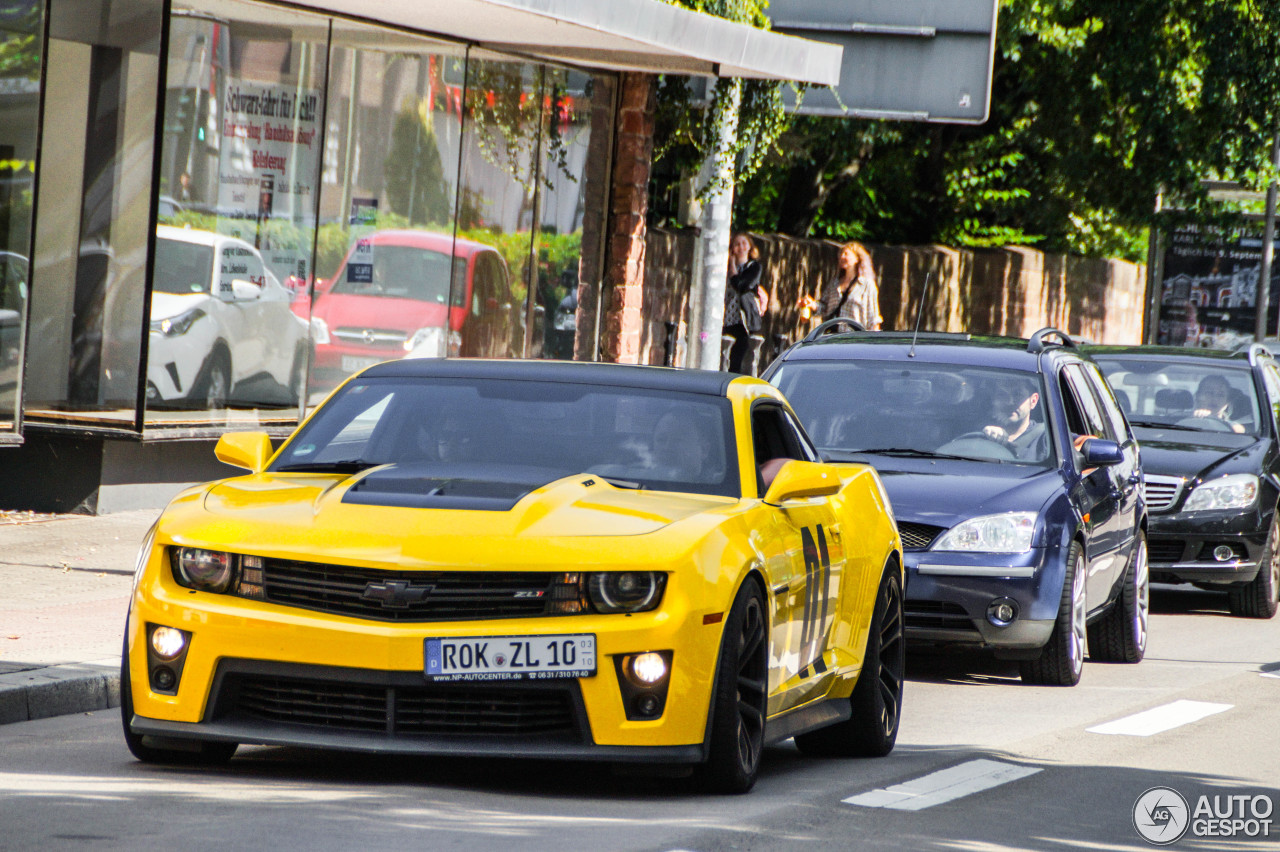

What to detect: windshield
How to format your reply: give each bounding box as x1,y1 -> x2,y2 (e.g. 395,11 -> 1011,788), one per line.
771,361 -> 1053,466
271,377 -> 740,498
153,238 -> 213,295
331,245 -> 454,304
1093,358 -> 1260,436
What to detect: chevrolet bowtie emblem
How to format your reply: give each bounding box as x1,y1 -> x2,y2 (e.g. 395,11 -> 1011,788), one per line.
362,579 -> 433,608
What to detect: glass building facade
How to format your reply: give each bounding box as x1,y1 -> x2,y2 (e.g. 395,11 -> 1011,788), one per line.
8,0 -> 614,443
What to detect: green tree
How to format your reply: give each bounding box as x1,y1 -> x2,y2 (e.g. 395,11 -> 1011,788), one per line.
383,98 -> 451,226
733,0 -> 1280,260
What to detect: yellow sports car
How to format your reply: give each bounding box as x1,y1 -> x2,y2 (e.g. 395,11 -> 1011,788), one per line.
122,360 -> 903,793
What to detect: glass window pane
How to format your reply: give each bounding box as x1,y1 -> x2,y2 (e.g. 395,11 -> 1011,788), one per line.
0,1 -> 42,436
144,0 -> 328,429
25,0 -> 163,427
303,23 -> 464,401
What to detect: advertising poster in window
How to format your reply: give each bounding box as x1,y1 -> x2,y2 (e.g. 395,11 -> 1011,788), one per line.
1158,221 -> 1280,348
216,79 -> 320,288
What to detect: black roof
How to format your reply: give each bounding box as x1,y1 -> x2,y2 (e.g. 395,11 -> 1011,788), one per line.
1083,344 -> 1255,363
363,358 -> 739,397
776,331 -> 1083,373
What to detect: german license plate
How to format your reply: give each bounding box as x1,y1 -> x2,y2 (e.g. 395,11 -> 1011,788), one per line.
341,355 -> 381,373
424,634 -> 596,682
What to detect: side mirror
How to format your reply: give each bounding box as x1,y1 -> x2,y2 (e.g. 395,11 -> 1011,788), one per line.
215,431 -> 274,473
1081,438 -> 1124,467
763,460 -> 841,504
230,279 -> 261,301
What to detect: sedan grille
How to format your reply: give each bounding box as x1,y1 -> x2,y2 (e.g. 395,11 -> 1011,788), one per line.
1143,475 -> 1186,512
228,674 -> 578,737
258,558 -> 559,622
898,522 -> 947,550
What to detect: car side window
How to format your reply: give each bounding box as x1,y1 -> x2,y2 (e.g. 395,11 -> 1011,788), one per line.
1060,365 -> 1112,441
1262,365 -> 1280,428
1083,362 -> 1130,443
751,404 -> 808,494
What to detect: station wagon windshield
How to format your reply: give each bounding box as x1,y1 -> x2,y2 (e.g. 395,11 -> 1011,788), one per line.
772,361 -> 1054,466
272,377 -> 740,498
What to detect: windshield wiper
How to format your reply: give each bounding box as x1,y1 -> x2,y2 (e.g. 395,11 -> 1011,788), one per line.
1127,418 -> 1173,428
275,459 -> 378,473
852,447 -> 982,462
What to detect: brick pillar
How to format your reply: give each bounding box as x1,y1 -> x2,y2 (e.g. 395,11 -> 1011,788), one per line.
598,73 -> 655,364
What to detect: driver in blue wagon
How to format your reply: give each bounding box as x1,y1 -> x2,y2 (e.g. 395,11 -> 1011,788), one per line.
981,380 -> 1046,460
1192,374 -> 1246,433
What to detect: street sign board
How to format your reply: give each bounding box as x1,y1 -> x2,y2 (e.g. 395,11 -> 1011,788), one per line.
769,0 -> 1000,124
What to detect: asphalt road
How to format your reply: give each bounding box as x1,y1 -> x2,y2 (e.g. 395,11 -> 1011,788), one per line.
1,585 -> 1277,852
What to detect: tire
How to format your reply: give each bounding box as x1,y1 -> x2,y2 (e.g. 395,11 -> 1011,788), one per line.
1228,514 -> 1280,619
1087,532 -> 1149,662
698,579 -> 768,794
120,637 -> 237,765
1020,540 -> 1087,686
795,560 -> 903,757
194,350 -> 231,410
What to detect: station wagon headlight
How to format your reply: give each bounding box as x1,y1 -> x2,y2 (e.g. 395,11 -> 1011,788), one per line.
150,307 -> 205,337
933,512 -> 1037,553
171,547 -> 237,593
587,572 -> 666,613
1183,474 -> 1259,512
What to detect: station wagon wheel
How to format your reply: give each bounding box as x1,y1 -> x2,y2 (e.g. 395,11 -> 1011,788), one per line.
794,559 -> 904,757
699,580 -> 767,794
1020,540 -> 1087,686
1228,513 -> 1280,619
1087,532 -> 1149,662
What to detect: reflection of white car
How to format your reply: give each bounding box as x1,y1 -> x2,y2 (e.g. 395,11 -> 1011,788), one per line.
147,226 -> 307,409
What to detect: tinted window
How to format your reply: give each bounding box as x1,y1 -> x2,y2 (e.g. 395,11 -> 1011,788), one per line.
331,245 -> 453,303
771,360 -> 1053,466
1094,358 -> 1260,435
1062,364 -> 1113,440
272,377 -> 740,498
153,239 -> 214,295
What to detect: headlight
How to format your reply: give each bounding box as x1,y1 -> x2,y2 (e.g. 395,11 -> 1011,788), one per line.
932,512 -> 1037,553
587,572 -> 666,613
310,316 -> 330,345
150,307 -> 206,337
171,547 -> 237,593
403,325 -> 446,358
1183,473 -> 1259,512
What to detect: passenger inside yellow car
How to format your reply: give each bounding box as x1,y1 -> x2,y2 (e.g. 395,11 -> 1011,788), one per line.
646,410 -> 707,480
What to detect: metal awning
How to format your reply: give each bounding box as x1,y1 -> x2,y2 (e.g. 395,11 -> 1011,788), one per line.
290,0 -> 843,85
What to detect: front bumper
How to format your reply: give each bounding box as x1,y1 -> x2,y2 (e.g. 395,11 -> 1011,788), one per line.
903,547 -> 1056,649
126,568 -> 722,760
1147,508 -> 1269,585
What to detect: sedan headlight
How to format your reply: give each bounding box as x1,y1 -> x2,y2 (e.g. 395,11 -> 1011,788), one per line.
403,325 -> 446,358
1183,473 -> 1259,512
171,547 -> 237,593
933,512 -> 1037,553
150,307 -> 206,337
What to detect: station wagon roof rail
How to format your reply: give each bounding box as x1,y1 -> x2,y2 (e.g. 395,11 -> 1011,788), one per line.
1026,327 -> 1077,354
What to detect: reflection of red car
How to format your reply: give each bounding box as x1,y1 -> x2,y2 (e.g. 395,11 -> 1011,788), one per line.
294,230 -> 512,388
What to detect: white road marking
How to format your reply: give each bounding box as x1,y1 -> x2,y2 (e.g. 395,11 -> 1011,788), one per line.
1260,672 -> 1280,679
843,759 -> 1041,812
1086,699 -> 1233,736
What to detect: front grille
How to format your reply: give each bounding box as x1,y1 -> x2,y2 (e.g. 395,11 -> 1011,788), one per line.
259,558 -> 561,622
333,327 -> 407,348
1147,540 -> 1186,563
229,674 -> 577,737
905,600 -> 978,632
1143,475 -> 1186,512
898,521 -> 947,550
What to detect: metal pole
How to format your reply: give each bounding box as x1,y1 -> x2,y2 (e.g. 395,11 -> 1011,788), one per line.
688,78 -> 741,370
1256,130 -> 1280,341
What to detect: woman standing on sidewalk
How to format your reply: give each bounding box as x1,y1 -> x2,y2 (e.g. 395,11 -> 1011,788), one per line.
722,233 -> 766,374
800,240 -> 881,331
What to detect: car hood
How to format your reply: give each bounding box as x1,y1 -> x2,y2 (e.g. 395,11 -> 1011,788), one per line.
313,291 -> 447,331
150,291 -> 211,321
168,471 -> 733,568
864,457 -> 1062,529
1131,426 -> 1264,481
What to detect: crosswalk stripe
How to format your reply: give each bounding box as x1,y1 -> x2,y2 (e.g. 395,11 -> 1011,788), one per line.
843,759 -> 1041,811
1086,699 -> 1232,736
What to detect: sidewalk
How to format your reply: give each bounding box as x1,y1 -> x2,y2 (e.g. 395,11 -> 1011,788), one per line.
0,508 -> 159,724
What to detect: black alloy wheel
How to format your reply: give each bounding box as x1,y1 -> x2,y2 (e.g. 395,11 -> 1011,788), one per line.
699,580 -> 768,794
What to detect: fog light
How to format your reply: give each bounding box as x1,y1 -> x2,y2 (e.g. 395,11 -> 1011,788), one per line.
633,693 -> 661,717
150,625 -> 187,660
632,652 -> 668,684
987,598 -> 1018,627
151,666 -> 177,691
1213,545 -> 1234,562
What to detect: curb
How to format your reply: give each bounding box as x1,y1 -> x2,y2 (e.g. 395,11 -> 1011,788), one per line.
0,658 -> 121,725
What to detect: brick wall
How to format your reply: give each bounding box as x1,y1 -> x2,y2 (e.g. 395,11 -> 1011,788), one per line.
633,229 -> 1147,368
